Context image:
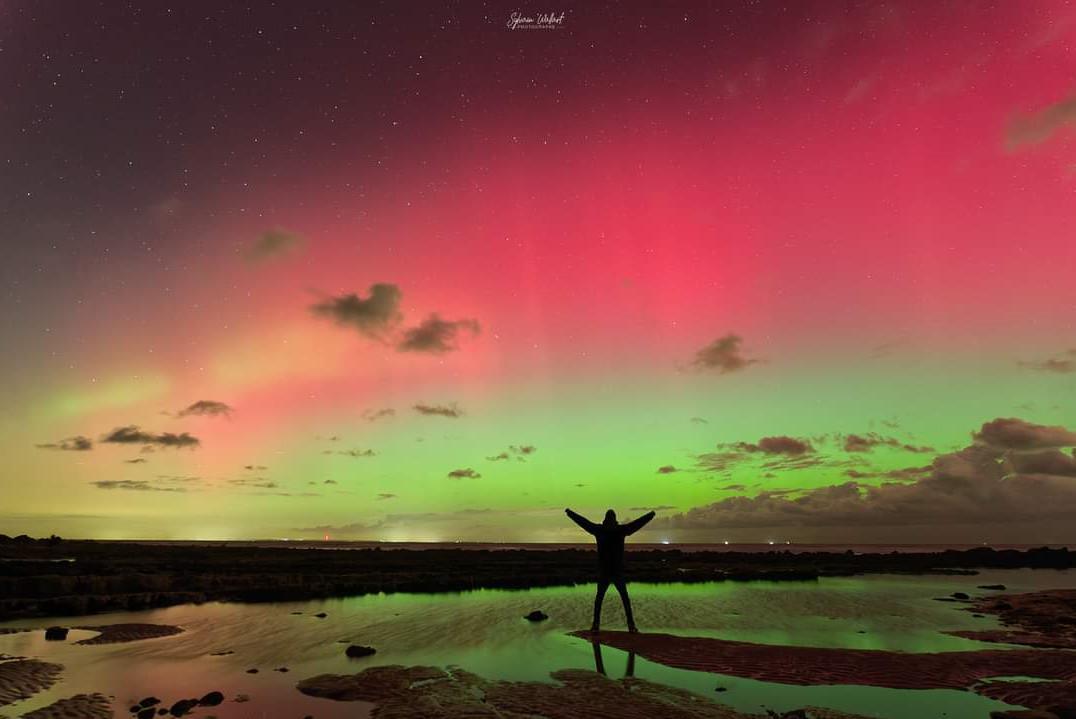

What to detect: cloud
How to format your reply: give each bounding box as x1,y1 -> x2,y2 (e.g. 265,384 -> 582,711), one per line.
629,505 -> 677,512
362,408 -> 396,422
973,418 -> 1076,451
244,464 -> 268,471
1019,349 -> 1076,374
100,426 -> 200,449
323,448 -> 376,458
310,283 -> 403,340
377,493 -> 397,500
736,436 -> 814,455
689,334 -> 761,374
92,480 -> 186,492
487,444 -> 537,462
1007,449 -> 1076,477
229,478 -> 278,489
1005,93 -> 1076,150
447,468 -> 481,479
247,228 -> 303,262
413,402 -> 463,418
657,465 -> 679,474
842,433 -> 934,453
36,436 -> 92,451
397,314 -> 480,354
175,400 -> 234,418
661,418 -> 1076,531
323,479 -> 337,485
690,417 -> 709,424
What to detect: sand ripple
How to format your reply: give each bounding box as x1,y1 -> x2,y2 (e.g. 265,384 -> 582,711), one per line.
0,659 -> 63,707
20,694 -> 112,719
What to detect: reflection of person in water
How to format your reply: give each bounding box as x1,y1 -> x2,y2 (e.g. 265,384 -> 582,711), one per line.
565,507 -> 656,633
591,639 -> 635,677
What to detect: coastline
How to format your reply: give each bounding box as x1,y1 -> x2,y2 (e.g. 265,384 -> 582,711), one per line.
1,536 -> 1073,621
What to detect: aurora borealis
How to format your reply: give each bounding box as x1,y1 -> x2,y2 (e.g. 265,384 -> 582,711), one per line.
2,1 -> 1075,543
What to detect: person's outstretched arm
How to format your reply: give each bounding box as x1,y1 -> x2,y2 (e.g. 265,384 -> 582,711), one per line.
565,508 -> 600,534
621,510 -> 656,536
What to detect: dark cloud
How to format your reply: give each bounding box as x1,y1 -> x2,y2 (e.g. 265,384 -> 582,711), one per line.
736,436 -> 814,455
310,283 -> 403,340
362,408 -> 396,422
973,417 -> 1076,451
36,436 -> 92,451
413,402 -> 463,418
93,480 -> 185,492
246,228 -> 303,262
447,468 -> 481,479
662,418 -> 1076,531
176,400 -> 234,418
397,314 -> 480,354
100,426 -> 200,449
1007,449 -> 1076,477
487,444 -> 536,462
1018,349 -> 1076,374
656,465 -> 678,474
689,334 -> 761,374
323,479 -> 337,485
1006,93 -> 1076,149
842,433 -> 934,453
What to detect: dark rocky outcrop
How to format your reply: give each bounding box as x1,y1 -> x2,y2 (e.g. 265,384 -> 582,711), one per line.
524,610 -> 549,621
345,644 -> 376,658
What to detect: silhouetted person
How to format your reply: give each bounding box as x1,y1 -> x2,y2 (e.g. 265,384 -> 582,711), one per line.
565,507 -> 655,633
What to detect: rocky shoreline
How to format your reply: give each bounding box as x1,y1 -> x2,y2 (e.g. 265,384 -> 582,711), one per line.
1,536 -> 1073,620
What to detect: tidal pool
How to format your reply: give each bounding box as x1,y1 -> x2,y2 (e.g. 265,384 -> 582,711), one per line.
2,568 -> 1074,718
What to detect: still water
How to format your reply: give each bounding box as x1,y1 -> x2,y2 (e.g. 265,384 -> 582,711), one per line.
2,569 -> 1074,718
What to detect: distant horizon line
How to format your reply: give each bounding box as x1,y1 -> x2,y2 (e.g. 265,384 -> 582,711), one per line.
6,535 -> 1072,549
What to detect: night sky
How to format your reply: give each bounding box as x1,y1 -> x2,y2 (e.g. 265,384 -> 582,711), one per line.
3,1 -> 1075,542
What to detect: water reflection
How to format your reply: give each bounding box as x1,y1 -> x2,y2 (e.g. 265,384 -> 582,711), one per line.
591,640 -> 635,678
0,569 -> 1071,718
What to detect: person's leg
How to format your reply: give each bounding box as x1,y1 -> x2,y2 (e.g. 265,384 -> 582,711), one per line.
613,578 -> 637,632
591,640 -> 606,675
591,578 -> 610,632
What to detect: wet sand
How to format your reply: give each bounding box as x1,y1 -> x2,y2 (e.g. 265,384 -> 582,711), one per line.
19,694 -> 111,719
73,623 -> 183,645
581,589 -> 1076,716
0,660 -> 62,708
297,664 -> 872,719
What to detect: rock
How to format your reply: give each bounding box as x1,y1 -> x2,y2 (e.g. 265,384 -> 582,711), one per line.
169,698 -> 198,716
44,626 -> 68,641
199,691 -> 224,706
138,697 -> 160,707
234,694 -> 251,703
275,666 -> 289,672
996,601 -> 1014,611
345,644 -> 377,658
209,650 -> 233,656
524,610 -> 549,622
137,708 -> 156,719
246,667 -> 259,673
979,584 -> 1007,591
952,592 -> 970,600
158,710 -> 167,716
129,706 -> 140,714
314,612 -> 328,618
714,686 -> 727,692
